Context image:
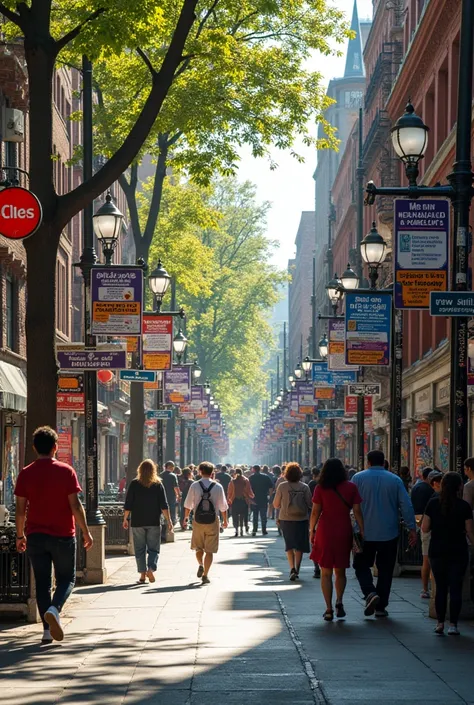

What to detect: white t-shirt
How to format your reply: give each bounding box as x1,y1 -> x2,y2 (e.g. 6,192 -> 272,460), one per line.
184,478 -> 229,513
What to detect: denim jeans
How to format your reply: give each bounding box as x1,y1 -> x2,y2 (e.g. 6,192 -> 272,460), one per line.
252,504 -> 268,533
353,537 -> 399,610
27,533 -> 76,629
132,526 -> 161,573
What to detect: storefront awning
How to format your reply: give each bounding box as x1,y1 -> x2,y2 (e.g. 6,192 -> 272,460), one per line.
0,361 -> 27,412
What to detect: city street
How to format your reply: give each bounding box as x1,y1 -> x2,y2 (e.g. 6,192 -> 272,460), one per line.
1,525 -> 474,705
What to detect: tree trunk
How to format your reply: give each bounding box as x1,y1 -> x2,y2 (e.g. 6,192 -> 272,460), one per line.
24,222 -> 61,463
127,379 -> 145,483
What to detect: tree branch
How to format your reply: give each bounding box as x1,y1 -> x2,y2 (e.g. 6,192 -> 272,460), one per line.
142,134 -> 169,247
136,47 -> 157,78
0,2 -> 23,27
58,0 -> 199,224
55,8 -> 106,53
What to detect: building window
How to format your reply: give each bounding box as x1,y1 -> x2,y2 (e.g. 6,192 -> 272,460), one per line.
6,274 -> 16,350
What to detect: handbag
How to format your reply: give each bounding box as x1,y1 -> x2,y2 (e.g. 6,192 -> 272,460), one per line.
333,487 -> 364,554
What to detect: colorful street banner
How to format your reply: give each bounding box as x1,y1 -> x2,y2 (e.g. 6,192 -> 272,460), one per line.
345,292 -> 392,367
317,409 -> 344,419
328,320 -> 358,371
298,382 -> 316,413
57,374 -> 84,411
312,361 -> 332,386
394,199 -> 449,309
315,387 -> 335,400
190,386 -> 204,415
57,426 -> 73,465
58,348 -> 127,370
164,366 -> 191,404
91,266 -> 143,336
414,421 -> 432,478
344,395 -> 373,417
142,314 -> 172,370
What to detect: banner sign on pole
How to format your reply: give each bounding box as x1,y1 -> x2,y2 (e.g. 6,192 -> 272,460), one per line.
146,409 -> 173,420
317,409 -> 344,420
345,292 -> 392,367
298,382 -> 316,413
57,426 -> 73,465
164,366 -> 191,404
347,383 -> 381,396
57,374 -> 84,411
312,362 -> 332,386
119,369 -> 156,383
394,199 -> 449,309
344,395 -> 373,417
190,386 -> 204,414
91,266 -> 143,336
314,387 -> 335,400
58,347 -> 127,370
142,314 -> 172,370
429,292 -> 474,316
328,319 -> 359,372
332,370 -> 357,385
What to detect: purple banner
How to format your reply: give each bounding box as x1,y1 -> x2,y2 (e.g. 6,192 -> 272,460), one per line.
164,366 -> 191,404
91,266 -> 143,336
298,382 -> 315,412
58,349 -> 127,370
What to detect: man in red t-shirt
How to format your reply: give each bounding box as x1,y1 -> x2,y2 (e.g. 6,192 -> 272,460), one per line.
15,426 -> 93,643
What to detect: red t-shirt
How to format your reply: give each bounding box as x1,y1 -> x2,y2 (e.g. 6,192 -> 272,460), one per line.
15,458 -> 82,537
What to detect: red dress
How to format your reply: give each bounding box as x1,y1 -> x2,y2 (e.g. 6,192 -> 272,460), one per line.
310,481 -> 362,569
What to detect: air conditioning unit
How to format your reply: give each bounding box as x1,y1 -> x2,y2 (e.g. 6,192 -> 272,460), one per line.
2,107 -> 25,142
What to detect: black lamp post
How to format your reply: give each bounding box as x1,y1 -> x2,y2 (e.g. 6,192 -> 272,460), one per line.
366,0 -> 474,475
173,328 -> 188,363
360,222 -> 388,289
149,259 -> 171,312
92,192 -> 124,265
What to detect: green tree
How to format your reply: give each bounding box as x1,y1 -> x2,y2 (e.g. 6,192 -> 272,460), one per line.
165,178 -> 285,439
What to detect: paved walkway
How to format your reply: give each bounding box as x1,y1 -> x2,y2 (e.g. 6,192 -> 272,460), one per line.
1,524 -> 474,704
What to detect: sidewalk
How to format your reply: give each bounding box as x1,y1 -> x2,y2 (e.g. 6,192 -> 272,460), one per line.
0,523 -> 473,705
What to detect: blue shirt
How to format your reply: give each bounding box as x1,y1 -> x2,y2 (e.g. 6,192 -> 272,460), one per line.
352,467 -> 416,541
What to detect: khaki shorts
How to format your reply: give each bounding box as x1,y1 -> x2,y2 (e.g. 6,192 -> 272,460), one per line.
191,519 -> 220,554
421,530 -> 431,557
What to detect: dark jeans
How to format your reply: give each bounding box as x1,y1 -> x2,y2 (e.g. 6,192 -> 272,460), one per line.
132,526 -> 161,573
430,553 -> 468,624
232,499 -> 247,531
27,533 -> 76,629
252,503 -> 268,533
353,537 -> 399,610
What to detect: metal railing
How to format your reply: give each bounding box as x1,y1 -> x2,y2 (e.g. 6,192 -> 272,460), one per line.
0,526 -> 30,604
100,503 -> 129,547
398,521 -> 423,570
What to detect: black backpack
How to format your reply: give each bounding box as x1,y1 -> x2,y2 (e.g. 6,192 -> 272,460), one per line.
194,481 -> 217,524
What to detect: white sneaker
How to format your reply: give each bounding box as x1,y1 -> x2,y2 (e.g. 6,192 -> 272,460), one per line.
44,606 -> 64,641
447,625 -> 460,636
41,628 -> 53,644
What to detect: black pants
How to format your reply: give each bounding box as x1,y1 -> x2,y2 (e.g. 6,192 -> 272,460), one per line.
253,504 -> 268,533
353,537 -> 399,610
430,553 -> 468,624
232,499 -> 247,531
27,533 -> 76,629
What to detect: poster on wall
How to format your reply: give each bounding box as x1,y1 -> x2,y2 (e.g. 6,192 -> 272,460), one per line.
57,374 -> 84,411
345,292 -> 392,367
57,426 -> 73,466
394,199 -> 449,309
414,421 -> 432,478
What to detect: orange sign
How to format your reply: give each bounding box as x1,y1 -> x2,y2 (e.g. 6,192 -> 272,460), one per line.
127,337 -> 139,352
143,352 -> 171,371
396,270 -> 447,308
315,387 -> 335,400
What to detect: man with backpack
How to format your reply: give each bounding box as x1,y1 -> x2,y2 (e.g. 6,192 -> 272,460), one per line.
183,462 -> 229,584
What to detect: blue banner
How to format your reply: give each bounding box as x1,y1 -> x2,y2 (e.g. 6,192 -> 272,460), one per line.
345,292 -> 392,367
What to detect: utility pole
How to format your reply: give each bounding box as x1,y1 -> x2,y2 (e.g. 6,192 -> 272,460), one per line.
311,256 -> 318,467
356,108 -> 366,472
283,322 -> 287,386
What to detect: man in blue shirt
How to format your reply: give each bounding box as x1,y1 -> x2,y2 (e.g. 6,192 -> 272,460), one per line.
352,450 -> 416,617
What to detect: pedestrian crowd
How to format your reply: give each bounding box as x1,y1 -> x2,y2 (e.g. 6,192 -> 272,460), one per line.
11,426 -> 474,644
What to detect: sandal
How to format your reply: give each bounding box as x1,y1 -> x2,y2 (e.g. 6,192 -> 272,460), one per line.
335,602 -> 346,619
434,623 -> 444,635
323,609 -> 334,622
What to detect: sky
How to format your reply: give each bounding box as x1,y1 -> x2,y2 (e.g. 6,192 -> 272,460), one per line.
237,0 -> 373,270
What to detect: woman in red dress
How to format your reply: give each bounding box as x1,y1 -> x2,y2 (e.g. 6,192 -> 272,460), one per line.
309,458 -> 364,621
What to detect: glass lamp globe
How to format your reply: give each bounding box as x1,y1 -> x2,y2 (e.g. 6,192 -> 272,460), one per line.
340,263 -> 359,291
318,334 -> 329,359
391,101 -> 429,164
301,357 -> 312,374
361,222 -> 388,266
149,259 -> 171,297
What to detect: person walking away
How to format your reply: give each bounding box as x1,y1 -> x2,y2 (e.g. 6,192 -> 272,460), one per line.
179,468 -> 194,530
123,460 -> 173,583
352,450 -> 416,618
215,465 -> 232,496
227,469 -> 254,536
249,464 -> 274,536
160,461 -> 181,538
309,458 -> 364,620
183,462 -> 228,584
274,468 -> 286,536
14,426 -> 93,644
463,457 -> 474,517
410,466 -> 435,599
307,467 -> 321,578
399,465 -> 412,493
273,463 -> 312,581
118,474 -> 127,500
422,472 -> 474,635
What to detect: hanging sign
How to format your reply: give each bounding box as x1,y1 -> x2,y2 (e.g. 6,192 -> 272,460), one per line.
328,320 -> 358,372
58,347 -> 127,370
314,387 -> 335,400
91,266 -> 143,336
142,314 -> 172,370
345,292 -> 392,367
57,426 -> 73,465
430,292 -> 474,316
312,361 -> 333,386
347,383 -> 381,396
119,369 -> 156,383
57,374 -> 84,411
0,186 -> 42,240
164,366 -> 191,404
297,382 -> 316,413
344,395 -> 373,417
317,409 -> 344,420
394,199 -> 449,309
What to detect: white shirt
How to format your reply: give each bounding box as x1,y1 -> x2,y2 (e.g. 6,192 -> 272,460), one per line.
184,478 -> 229,513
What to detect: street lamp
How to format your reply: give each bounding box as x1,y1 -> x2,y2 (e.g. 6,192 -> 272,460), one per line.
340,263 -> 359,291
302,357 -> 312,375
288,375 -> 294,384
192,361 -> 202,380
93,192 -> 124,265
360,222 -> 388,289
204,380 -> 211,395
390,101 -> 429,187
326,273 -> 342,314
173,328 -> 188,362
294,363 -> 302,379
318,333 -> 329,360
148,259 -> 171,312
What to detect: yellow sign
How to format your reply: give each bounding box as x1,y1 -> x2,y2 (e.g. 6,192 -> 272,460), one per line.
142,352 -> 171,371
396,270 -> 447,308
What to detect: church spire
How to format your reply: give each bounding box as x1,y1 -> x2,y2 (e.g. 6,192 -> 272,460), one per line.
344,0 -> 364,78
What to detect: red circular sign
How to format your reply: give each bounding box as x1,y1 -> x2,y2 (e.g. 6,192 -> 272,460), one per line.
0,186 -> 42,240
